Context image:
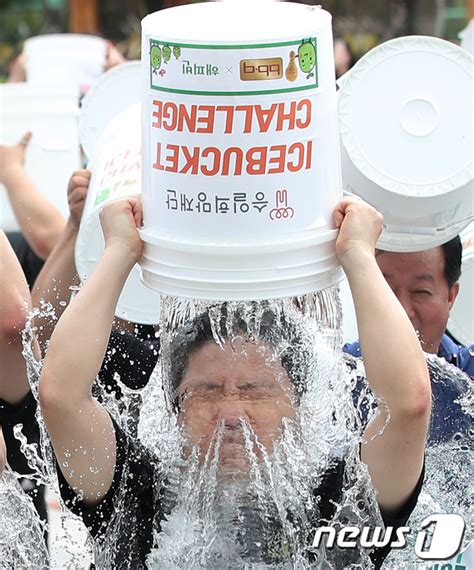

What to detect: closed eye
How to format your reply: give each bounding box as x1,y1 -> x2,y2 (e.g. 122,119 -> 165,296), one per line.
239,382 -> 260,391
195,382 -> 221,393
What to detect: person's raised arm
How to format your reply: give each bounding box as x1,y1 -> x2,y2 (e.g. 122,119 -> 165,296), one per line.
0,230 -> 39,405
32,169 -> 90,349
39,197 -> 143,503
334,198 -> 430,513
0,133 -> 66,260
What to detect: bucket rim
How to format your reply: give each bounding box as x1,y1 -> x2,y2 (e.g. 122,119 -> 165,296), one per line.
138,227 -> 339,255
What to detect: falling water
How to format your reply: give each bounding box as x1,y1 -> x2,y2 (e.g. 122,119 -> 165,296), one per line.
0,469 -> 49,568
3,288 -> 470,568
137,289 -> 380,568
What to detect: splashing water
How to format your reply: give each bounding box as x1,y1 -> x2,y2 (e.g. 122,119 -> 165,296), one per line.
0,469 -> 49,568
384,355 -> 473,569
12,289 -> 472,568
19,301 -> 95,567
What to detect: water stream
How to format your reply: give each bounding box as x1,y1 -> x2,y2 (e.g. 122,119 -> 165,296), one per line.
0,287 -> 471,568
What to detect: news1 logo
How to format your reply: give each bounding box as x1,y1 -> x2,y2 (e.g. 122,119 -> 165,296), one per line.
240,58 -> 283,81
311,514 -> 466,561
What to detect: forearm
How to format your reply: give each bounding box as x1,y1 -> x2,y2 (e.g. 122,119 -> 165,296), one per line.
40,243 -> 136,405
3,165 -> 66,259
0,231 -> 32,403
32,220 -> 80,348
342,250 -> 430,416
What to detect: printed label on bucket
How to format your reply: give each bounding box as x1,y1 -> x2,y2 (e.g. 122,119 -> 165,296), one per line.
143,34 -> 340,242
148,38 -> 318,96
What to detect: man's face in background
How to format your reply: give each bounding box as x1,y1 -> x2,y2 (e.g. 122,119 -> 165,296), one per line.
376,247 -> 459,353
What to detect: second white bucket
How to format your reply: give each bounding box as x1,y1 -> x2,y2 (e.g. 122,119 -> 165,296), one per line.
338,36 -> 473,253
76,63 -> 160,325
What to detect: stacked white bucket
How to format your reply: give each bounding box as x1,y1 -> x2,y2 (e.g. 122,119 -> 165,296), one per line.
24,34 -> 106,93
139,2 -> 344,300
76,62 -> 160,325
0,85 -> 80,231
0,34 -> 106,232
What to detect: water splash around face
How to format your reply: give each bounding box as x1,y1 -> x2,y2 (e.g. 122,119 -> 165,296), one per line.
8,289 -> 471,568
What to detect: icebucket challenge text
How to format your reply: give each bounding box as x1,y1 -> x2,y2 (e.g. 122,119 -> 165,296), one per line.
310,514 -> 469,562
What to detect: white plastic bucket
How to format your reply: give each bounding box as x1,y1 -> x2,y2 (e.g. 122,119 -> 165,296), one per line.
24,34 -> 106,93
448,224 -> 474,346
75,63 -> 160,325
79,61 -> 144,159
0,83 -> 81,232
140,2 -> 344,300
338,36 -> 473,253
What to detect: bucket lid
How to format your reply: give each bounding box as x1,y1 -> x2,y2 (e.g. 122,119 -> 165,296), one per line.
79,60 -> 142,158
339,36 -> 472,198
339,36 -> 473,251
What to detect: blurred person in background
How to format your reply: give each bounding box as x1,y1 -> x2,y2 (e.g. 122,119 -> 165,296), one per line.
1,134 -> 66,287
334,37 -> 355,79
0,167 -> 160,542
7,50 -> 26,83
0,230 -> 48,536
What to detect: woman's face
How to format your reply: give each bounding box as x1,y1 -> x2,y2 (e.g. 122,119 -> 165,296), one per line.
176,339 -> 296,473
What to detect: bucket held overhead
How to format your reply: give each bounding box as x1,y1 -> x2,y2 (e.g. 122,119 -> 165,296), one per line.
76,63 -> 160,325
338,36 -> 473,253
140,2 -> 344,300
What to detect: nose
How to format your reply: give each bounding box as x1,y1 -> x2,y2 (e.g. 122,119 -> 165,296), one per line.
215,401 -> 249,429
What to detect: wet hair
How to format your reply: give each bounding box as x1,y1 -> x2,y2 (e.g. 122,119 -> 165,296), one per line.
167,303 -> 309,411
440,236 -> 462,289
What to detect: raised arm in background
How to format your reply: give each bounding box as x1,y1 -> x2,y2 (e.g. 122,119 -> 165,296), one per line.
0,133 -> 66,260
32,169 -> 90,349
334,198 -> 430,514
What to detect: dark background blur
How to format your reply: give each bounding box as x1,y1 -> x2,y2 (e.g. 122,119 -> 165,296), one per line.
0,0 -> 471,80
